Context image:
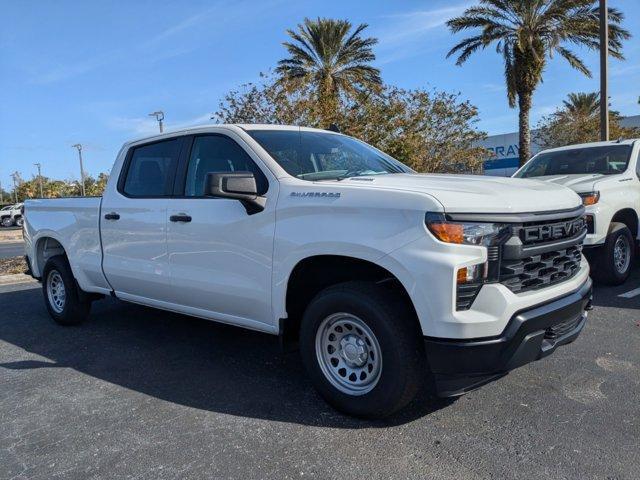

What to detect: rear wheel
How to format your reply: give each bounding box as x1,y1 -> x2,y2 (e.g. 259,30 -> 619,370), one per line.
592,222 -> 634,285
299,281 -> 427,418
15,216 -> 23,227
42,256 -> 91,325
1,217 -> 13,227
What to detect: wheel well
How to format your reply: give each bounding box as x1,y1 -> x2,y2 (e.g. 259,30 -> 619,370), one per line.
283,255 -> 418,337
611,209 -> 638,238
35,237 -> 66,276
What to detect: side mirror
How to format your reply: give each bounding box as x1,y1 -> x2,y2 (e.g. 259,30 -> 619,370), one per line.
204,171 -> 266,214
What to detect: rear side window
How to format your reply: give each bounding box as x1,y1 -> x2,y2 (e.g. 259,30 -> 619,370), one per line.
122,139 -> 181,197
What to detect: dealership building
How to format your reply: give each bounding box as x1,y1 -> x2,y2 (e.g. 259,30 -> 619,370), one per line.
478,114 -> 640,177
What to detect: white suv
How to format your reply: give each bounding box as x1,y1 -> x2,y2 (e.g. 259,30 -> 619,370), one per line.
515,139 -> 639,284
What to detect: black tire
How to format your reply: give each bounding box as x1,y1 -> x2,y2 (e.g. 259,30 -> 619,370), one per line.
42,255 -> 91,325
592,222 -> 634,285
299,281 -> 427,418
1,217 -> 13,227
15,216 -> 23,227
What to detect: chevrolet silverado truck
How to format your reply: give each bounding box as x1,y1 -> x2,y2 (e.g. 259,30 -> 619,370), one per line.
24,125 -> 592,418
514,139 -> 639,285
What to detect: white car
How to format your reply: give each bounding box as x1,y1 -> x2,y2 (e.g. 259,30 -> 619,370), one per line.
23,125 -> 592,418
514,139 -> 639,285
0,203 -> 23,227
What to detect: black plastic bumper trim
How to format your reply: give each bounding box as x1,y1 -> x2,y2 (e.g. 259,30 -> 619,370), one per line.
424,277 -> 592,397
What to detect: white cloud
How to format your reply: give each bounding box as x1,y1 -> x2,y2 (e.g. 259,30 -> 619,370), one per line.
374,3 -> 472,64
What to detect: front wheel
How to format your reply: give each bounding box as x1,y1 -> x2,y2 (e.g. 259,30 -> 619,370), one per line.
299,281 -> 427,418
15,216 -> 23,227
592,222 -> 634,285
42,256 -> 91,325
0,217 -> 13,227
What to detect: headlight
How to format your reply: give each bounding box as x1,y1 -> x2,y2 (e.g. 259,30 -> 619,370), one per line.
579,191 -> 600,206
425,213 -> 510,246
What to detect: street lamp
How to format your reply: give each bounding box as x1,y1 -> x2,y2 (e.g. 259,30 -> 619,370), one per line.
34,163 -> 44,198
72,144 -> 86,196
148,111 -> 165,133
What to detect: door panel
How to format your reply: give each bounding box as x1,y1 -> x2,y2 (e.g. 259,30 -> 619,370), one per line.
167,198 -> 275,325
166,133 -> 276,327
101,197 -> 171,300
101,137 -> 182,301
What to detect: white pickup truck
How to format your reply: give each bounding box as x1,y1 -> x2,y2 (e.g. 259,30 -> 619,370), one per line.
515,139 -> 639,285
1,203 -> 24,227
24,125 -> 592,418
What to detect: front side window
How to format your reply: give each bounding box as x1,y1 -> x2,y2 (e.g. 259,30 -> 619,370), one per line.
122,139 -> 181,196
248,130 -> 408,181
515,145 -> 632,178
184,135 -> 268,196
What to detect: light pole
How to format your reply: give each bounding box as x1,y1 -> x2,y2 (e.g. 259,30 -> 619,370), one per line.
34,163 -> 44,198
11,172 -> 19,203
148,111 -> 165,133
599,0 -> 609,141
0,180 -> 3,204
72,144 -> 86,196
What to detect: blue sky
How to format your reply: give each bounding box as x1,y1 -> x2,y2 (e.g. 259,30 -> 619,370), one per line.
1,0 -> 639,189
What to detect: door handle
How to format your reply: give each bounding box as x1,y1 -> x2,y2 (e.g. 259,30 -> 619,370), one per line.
170,214 -> 192,223
104,212 -> 120,220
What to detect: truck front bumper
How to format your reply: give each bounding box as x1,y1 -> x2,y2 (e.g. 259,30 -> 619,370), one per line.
424,277 -> 592,397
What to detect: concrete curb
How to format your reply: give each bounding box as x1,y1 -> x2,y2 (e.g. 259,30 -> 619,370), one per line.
0,273 -> 35,285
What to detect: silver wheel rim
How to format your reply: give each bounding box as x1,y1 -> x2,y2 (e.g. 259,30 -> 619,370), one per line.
46,270 -> 66,314
613,235 -> 631,274
315,313 -> 382,396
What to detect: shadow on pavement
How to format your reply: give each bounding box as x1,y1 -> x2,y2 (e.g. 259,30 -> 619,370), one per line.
591,264 -> 640,310
0,288 -> 452,428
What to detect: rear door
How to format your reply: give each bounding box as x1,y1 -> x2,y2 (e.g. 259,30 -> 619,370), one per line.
166,132 -> 277,330
101,137 -> 183,302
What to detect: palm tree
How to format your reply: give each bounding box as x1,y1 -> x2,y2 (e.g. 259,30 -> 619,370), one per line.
447,0 -> 629,166
561,92 -> 600,120
277,17 -> 382,127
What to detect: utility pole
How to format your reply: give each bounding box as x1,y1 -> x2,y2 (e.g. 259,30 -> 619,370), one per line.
34,163 -> 44,198
148,111 -> 165,133
11,172 -> 20,203
599,0 -> 609,141
0,180 -> 3,204
72,144 -> 86,196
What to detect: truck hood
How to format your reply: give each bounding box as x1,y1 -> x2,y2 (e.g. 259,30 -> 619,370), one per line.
345,173 -> 581,214
526,173 -> 613,193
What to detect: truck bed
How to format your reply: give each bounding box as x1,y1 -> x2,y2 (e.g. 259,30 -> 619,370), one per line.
23,197 -> 111,293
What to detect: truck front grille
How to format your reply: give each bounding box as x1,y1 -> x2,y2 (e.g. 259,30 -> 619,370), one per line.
499,245 -> 582,294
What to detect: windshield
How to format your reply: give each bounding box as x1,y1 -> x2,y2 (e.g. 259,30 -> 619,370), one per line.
248,129 -> 409,180
515,145 -> 632,178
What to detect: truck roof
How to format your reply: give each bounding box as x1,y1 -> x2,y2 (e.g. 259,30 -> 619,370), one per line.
125,123 -> 338,146
539,138 -> 638,154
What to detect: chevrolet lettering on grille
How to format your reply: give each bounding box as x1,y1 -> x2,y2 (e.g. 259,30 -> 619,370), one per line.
522,218 -> 586,243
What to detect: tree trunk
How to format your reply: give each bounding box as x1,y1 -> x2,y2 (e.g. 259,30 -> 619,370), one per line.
518,90 -> 532,167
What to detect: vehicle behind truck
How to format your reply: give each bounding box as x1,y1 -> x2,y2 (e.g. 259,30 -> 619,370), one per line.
24,124 -> 592,418
514,139 -> 639,285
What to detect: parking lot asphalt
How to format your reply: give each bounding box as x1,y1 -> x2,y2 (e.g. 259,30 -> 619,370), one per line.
1,273 -> 639,479
0,242 -> 24,259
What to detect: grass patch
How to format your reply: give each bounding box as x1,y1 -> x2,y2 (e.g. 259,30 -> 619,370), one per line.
0,256 -> 27,275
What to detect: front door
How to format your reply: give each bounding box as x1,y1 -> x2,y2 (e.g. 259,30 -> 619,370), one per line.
166,133 -> 277,330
